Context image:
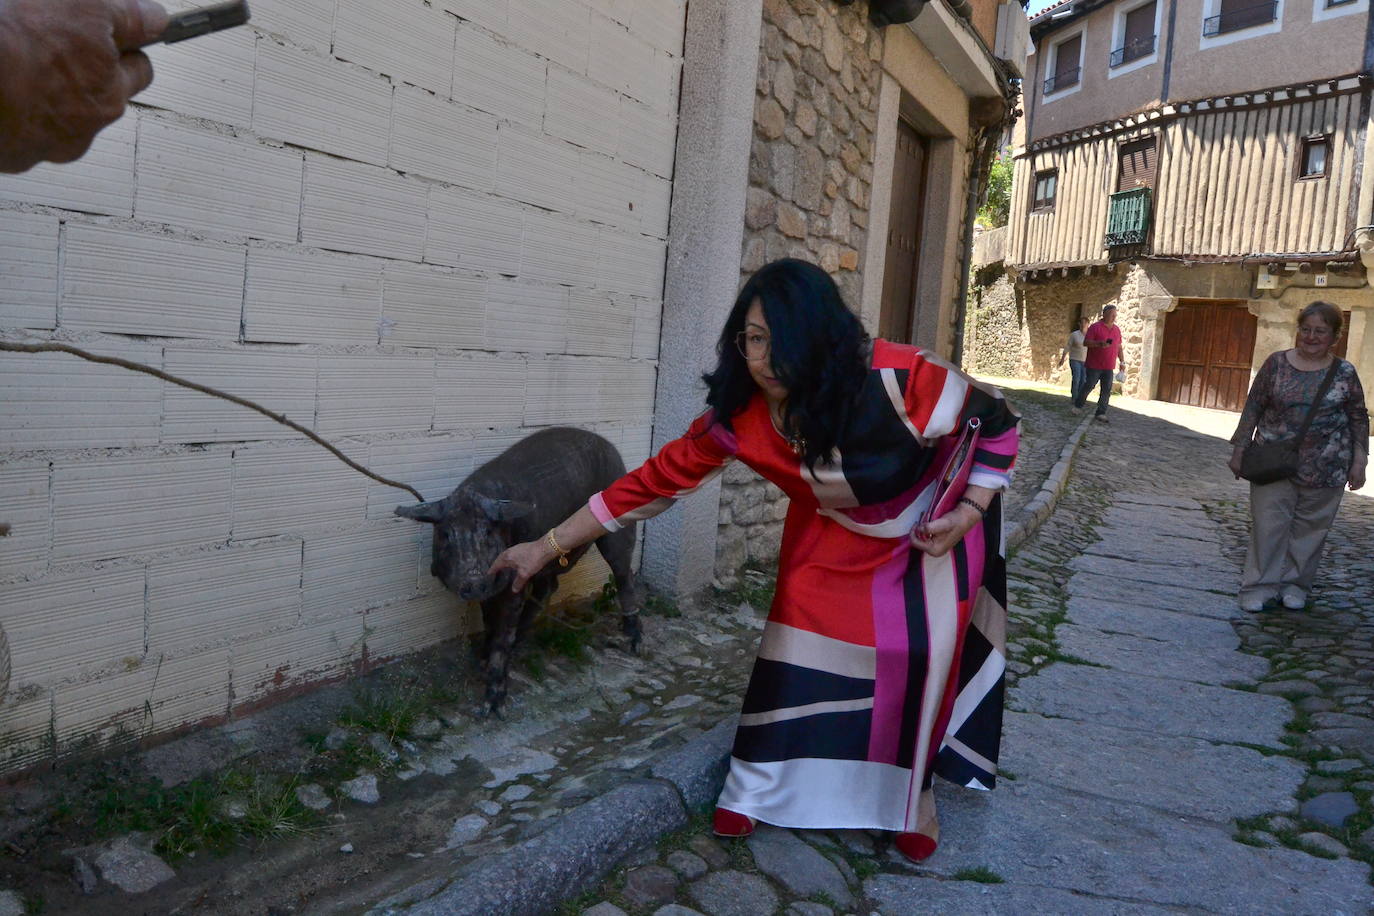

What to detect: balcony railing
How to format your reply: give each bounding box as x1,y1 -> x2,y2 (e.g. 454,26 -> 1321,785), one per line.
1109,34 -> 1157,67
1105,187 -> 1152,247
1043,67 -> 1081,95
1203,0 -> 1278,36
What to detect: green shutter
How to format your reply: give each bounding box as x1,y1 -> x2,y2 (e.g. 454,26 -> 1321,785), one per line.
1105,187 -> 1151,247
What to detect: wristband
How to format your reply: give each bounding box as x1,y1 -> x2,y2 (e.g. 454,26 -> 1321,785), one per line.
958,496 -> 988,517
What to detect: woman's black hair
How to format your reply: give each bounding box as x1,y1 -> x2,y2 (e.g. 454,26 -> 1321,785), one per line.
701,258 -> 870,470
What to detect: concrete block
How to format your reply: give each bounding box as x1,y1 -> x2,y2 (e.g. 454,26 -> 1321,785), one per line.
424,185 -> 524,274
229,614 -> 362,707
595,230 -> 667,298
381,261 -> 486,349
618,422 -> 654,467
452,25 -> 545,127
245,0 -> 335,48
0,567 -> 144,685
0,209 -> 58,329
316,353 -> 436,436
506,0 -> 591,72
439,0 -> 506,34
0,688 -> 55,771
301,156 -> 427,260
108,645 -> 232,731
231,441 -> 369,540
148,542 -> 302,657
639,173 -> 672,238
161,347 -> 318,443
484,278 -> 568,353
334,0 -> 454,93
390,85 -> 498,190
364,591 -> 469,661
433,353 -> 527,430
60,223 -> 245,339
618,96 -> 677,178
576,152 -> 639,230
520,211 -> 599,286
631,296 -> 663,360
472,427 -> 532,464
52,452 -> 233,563
302,521 -> 425,616
597,361 -> 657,422
496,125 -> 583,214
589,13 -> 661,104
586,0 -> 632,26
631,0 -> 688,55
52,661 -> 155,744
244,247 -> 383,345
0,112 -> 135,216
364,434 -> 475,519
0,464 -> 49,577
253,40 -> 392,166
141,27 -> 256,126
523,358 -> 603,425
135,117 -> 302,241
544,67 -> 620,155
566,291 -> 634,358
0,338 -> 162,449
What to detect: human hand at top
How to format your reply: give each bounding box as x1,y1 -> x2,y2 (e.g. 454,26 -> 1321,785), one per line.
0,0 -> 169,173
1349,459 -> 1366,492
1227,445 -> 1245,480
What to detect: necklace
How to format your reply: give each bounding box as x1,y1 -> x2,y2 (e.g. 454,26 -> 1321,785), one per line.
768,408 -> 806,456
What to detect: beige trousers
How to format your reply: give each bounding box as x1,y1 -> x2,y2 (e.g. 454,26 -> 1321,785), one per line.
1240,480 -> 1344,604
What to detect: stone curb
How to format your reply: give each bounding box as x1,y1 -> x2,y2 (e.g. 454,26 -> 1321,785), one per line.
380,418 -> 1096,915
1006,413 -> 1095,551
376,720 -> 738,915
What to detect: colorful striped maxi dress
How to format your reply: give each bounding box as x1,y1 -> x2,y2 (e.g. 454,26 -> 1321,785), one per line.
588,341 -> 1020,834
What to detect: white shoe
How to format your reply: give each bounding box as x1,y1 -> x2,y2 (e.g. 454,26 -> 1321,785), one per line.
1281,593 -> 1306,610
1239,598 -> 1265,613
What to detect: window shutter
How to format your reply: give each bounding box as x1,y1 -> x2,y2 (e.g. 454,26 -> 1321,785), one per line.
1124,3 -> 1154,50
1117,137 -> 1157,192
1055,35 -> 1081,77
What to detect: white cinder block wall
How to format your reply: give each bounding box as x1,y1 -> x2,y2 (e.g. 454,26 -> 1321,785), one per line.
0,0 -> 685,771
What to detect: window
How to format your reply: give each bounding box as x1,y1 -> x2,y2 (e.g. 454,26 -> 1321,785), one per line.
1043,33 -> 1082,96
1313,0 -> 1366,22
1117,137 -> 1157,191
1032,170 -> 1058,210
1204,0 -> 1279,36
1109,1 -> 1158,69
1299,135 -> 1330,179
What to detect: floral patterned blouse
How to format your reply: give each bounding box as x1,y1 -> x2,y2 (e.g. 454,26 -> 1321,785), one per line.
1231,351 -> 1369,488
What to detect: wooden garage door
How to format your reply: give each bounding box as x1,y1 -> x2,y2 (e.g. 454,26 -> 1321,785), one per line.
1157,300 -> 1257,412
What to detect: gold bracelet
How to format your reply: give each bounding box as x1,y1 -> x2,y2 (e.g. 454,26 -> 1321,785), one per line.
545,529 -> 570,567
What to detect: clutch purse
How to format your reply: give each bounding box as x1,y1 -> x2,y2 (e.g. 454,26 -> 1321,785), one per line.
919,416 -> 982,527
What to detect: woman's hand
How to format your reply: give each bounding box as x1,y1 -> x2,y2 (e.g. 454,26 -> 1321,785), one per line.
488,539 -> 556,593
910,503 -> 983,558
1349,458 -> 1367,491
1227,445 -> 1245,479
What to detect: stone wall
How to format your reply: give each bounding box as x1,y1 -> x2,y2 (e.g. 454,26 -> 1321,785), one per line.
963,267 -> 1023,378
715,0 -> 884,584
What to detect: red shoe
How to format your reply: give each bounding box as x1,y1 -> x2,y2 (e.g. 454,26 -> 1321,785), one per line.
894,831 -> 938,863
712,807 -> 756,837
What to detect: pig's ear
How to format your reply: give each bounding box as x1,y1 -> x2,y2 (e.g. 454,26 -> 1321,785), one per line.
474,493 -> 533,522
394,500 -> 445,523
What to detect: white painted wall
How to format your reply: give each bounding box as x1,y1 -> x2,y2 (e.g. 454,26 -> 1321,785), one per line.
0,0 -> 685,770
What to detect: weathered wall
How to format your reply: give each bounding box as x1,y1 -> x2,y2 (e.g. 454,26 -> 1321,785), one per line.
963,269 -> 1026,379
716,0 -> 883,584
0,0 -> 685,770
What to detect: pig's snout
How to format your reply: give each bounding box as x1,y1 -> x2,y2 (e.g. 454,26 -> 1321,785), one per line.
456,568 -> 514,601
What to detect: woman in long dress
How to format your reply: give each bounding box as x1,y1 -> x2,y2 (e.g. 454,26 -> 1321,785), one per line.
492,259 -> 1020,861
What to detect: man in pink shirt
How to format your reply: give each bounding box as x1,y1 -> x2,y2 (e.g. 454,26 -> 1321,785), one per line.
1072,305 -> 1125,422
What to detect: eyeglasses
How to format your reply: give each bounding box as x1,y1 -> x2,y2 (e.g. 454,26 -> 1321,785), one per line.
735,329 -> 771,362
1298,324 -> 1334,338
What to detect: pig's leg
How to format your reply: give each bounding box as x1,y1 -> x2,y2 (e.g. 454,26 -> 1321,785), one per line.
599,525 -> 641,653
514,576 -> 555,643
480,590 -> 524,717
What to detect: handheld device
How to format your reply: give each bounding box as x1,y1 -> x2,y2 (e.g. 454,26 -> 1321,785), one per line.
155,0 -> 251,44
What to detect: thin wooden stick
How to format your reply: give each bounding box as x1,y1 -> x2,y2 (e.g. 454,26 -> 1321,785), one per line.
0,341 -> 425,503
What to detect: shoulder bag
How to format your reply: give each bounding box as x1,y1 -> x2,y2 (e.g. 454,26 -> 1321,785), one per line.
1239,360 -> 1339,485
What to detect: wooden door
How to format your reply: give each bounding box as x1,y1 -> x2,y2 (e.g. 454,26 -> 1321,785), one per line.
879,117 -> 928,343
1157,300 -> 1257,411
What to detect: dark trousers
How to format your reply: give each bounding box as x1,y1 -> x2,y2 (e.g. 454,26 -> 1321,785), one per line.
1073,367 -> 1114,415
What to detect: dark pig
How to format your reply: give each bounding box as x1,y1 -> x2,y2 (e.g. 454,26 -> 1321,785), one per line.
395,427 -> 640,714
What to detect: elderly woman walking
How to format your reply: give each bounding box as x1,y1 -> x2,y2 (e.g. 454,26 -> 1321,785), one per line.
1228,301 -> 1368,612
492,259 -> 1019,862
